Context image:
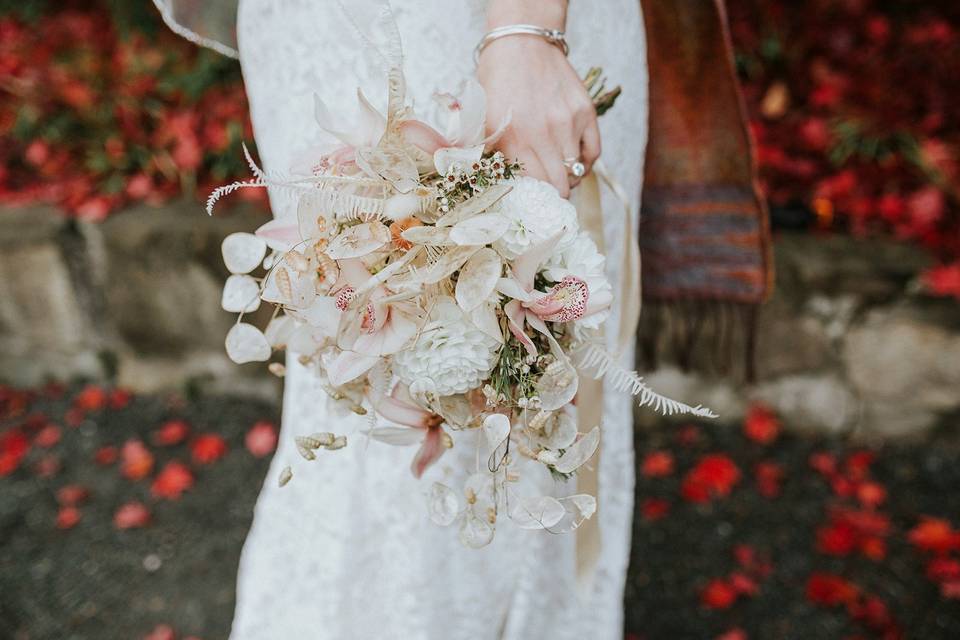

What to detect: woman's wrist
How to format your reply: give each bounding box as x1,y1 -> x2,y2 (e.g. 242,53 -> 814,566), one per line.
485,0 -> 568,31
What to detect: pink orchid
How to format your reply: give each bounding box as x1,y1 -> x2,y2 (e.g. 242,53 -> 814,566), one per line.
326,258 -> 420,386
495,232 -> 605,356
398,79 -> 508,175
369,383 -> 452,478
290,88 -> 387,177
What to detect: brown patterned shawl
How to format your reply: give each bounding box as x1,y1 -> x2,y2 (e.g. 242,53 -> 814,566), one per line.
637,0 -> 773,381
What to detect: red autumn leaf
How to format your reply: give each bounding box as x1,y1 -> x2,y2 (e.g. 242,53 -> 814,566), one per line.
927,558 -> 960,584
0,453 -> 18,477
640,497 -> 671,521
56,484 -> 90,506
0,430 -> 29,475
641,451 -> 675,478
65,408 -> 85,428
676,424 -> 701,447
734,544 -> 757,570
94,445 -> 119,466
743,404 -> 780,445
681,454 -> 742,503
0,429 -> 30,458
109,388 -> 132,409
808,452 -> 837,477
845,451 -> 875,480
922,263 -> 960,298
152,420 -> 190,446
701,578 -> 738,609
56,506 -> 81,530
831,475 -> 855,498
806,573 -> 859,607
908,518 -> 960,555
34,423 -> 62,448
754,461 -> 783,498
34,454 -> 61,478
856,481 -> 887,508
143,624 -> 176,640
860,537 -> 887,562
151,461 -> 194,500
245,421 -> 278,458
729,572 -> 759,596
114,501 -> 151,530
121,439 -> 155,481
850,595 -> 895,632
190,433 -> 228,464
817,520 -> 859,556
942,581 -> 960,600
73,385 -> 107,412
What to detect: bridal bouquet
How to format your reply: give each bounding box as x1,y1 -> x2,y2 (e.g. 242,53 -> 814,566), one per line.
209,65 -> 712,546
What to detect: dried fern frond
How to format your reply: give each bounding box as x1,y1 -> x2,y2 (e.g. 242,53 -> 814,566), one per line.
573,342 -> 718,418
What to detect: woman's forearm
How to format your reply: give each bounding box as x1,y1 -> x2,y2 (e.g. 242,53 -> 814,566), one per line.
485,0 -> 568,30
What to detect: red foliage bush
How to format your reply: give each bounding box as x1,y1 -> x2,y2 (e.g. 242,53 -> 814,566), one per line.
0,4 -> 264,218
728,0 -> 960,296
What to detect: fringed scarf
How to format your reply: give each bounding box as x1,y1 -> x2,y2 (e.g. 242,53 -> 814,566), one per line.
637,0 -> 773,381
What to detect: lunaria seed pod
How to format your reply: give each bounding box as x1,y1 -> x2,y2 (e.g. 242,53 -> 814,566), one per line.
295,442 -> 316,461
314,251 -> 339,294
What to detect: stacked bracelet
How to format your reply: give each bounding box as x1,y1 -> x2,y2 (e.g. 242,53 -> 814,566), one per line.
474,24 -> 569,65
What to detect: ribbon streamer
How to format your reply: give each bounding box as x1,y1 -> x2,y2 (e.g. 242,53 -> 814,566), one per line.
570,163 -> 641,593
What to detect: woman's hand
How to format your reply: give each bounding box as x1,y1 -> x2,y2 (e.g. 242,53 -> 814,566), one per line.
478,0 -> 600,198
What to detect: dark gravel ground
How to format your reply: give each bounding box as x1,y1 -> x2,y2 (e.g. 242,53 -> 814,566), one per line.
2,386 -> 959,640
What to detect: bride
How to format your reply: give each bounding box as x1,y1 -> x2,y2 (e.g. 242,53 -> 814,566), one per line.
157,0 -> 647,637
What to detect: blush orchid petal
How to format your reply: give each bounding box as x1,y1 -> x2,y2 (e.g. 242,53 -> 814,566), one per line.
411,427 -> 446,479
399,119 -> 451,155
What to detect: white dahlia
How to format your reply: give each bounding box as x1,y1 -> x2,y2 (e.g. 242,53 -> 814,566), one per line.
491,177 -> 579,260
544,231 -> 612,329
393,298 -> 500,396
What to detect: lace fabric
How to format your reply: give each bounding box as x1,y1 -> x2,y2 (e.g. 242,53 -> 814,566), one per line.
229,1 -> 649,638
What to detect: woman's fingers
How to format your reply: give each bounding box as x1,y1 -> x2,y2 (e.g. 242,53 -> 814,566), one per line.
581,116 -> 602,170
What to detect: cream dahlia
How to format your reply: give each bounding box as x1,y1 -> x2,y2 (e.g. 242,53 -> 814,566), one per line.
393,298 -> 500,396
491,177 -> 579,260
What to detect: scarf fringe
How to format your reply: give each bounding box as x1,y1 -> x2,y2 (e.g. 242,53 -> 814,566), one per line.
639,299 -> 759,384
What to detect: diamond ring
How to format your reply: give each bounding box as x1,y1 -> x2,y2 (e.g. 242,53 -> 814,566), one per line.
563,158 -> 586,179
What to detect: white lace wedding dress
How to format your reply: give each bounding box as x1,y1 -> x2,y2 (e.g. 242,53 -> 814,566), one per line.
230,2 -> 648,638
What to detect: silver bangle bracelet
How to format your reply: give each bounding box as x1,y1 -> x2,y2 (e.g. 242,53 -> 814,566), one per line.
473,24 -> 569,65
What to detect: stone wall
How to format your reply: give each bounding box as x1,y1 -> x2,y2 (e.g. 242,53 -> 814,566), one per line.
1,204 -> 958,436
0,203 -> 280,401
639,233 -> 960,438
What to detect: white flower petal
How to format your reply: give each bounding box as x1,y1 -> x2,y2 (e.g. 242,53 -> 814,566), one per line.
222,232 -> 267,275
433,145 -> 483,176
225,323 -> 271,364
